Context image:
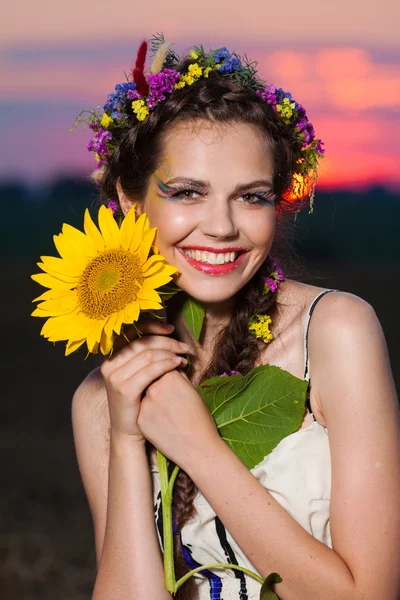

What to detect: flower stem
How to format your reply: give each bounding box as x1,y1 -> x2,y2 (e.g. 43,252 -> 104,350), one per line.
156,450 -> 177,593
175,562 -> 264,590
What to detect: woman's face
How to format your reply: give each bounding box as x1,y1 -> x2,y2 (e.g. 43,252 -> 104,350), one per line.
122,120 -> 276,305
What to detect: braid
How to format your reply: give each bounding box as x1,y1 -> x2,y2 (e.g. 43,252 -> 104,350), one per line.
165,256 -> 284,600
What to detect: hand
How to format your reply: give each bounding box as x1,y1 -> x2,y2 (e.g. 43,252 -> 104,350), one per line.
138,369 -> 221,469
100,319 -> 188,442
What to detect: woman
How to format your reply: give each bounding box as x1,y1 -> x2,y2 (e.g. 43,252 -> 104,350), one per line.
71,38 -> 400,599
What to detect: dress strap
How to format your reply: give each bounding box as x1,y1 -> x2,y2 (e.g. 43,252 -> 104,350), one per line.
303,289 -> 337,417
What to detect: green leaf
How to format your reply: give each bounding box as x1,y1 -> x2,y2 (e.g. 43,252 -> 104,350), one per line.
182,295 -> 205,341
198,365 -> 308,469
260,573 -> 282,600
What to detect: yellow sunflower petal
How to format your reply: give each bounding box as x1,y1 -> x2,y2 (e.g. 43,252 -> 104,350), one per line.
142,254 -> 167,271
37,261 -> 79,284
41,310 -> 91,341
97,204 -> 121,248
138,300 -> 163,310
104,312 -> 119,339
86,321 -> 103,353
40,255 -> 82,277
130,214 -> 150,252
144,270 -> 176,289
84,208 -> 106,252
65,338 -> 86,356
100,329 -> 114,355
62,223 -> 98,257
137,287 -> 162,303
139,228 -> 157,264
120,205 -> 137,250
33,288 -> 71,303
34,293 -> 78,316
53,234 -> 89,270
123,301 -> 140,323
31,273 -> 75,291
113,312 -> 125,336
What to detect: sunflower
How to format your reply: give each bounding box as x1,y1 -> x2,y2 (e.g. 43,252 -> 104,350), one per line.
31,205 -> 177,356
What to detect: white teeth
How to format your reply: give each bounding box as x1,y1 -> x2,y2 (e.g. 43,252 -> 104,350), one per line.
182,249 -> 239,265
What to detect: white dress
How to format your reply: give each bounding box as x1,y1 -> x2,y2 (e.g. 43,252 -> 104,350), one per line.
152,290 -> 334,599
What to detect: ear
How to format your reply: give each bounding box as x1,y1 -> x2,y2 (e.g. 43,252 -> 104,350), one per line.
116,178 -> 144,217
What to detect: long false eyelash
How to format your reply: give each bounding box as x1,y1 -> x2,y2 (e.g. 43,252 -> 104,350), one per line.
161,185 -> 277,205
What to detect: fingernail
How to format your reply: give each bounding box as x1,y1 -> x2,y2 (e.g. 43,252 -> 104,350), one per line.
180,357 -> 188,366
179,342 -> 190,351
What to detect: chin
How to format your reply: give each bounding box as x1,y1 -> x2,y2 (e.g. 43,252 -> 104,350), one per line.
174,274 -> 247,305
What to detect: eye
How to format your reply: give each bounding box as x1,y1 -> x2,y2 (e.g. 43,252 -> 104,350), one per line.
172,189 -> 201,200
238,191 -> 276,205
160,187 -> 204,202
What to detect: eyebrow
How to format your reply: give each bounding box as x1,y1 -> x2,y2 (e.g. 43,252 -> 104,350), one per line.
163,177 -> 273,193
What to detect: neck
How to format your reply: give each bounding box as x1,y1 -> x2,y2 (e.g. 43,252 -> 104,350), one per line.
168,294 -> 235,377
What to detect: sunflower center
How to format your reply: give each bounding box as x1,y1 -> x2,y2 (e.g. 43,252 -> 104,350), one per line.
77,249 -> 144,319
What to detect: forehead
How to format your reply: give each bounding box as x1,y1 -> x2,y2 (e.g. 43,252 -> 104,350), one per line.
158,120 -> 273,179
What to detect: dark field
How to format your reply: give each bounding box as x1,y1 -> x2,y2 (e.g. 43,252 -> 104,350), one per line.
1,182 -> 399,599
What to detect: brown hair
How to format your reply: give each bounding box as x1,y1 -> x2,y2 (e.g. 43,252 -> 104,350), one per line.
98,58 -> 300,598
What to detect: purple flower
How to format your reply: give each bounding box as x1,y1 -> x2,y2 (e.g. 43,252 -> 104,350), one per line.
264,277 -> 278,293
107,199 -> 119,214
257,84 -> 278,111
146,68 -> 181,109
315,140 -> 325,156
127,89 -> 141,100
220,370 -> 240,377
87,128 -> 113,166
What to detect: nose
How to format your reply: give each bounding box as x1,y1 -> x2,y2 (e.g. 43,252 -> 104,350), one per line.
199,197 -> 238,239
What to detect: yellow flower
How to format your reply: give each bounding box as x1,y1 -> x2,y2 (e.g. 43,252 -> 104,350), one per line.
188,63 -> 203,78
276,98 -> 296,125
174,81 -> 186,89
248,315 -> 274,344
131,99 -> 149,121
189,50 -> 200,60
100,113 -> 113,128
31,205 -> 177,356
94,153 -> 101,163
204,67 -> 212,78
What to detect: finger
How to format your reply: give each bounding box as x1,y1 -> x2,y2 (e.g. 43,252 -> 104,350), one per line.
105,349 -> 186,388
103,335 -> 190,374
124,356 -> 183,398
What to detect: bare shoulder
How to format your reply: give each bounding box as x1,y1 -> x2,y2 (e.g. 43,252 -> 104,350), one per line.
306,289 -> 397,419
306,288 -> 381,342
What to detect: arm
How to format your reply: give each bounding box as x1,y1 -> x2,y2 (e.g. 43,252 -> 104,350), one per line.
72,368 -> 172,600
167,293 -> 400,599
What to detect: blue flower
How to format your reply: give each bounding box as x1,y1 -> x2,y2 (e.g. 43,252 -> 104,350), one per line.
213,47 -> 231,63
218,56 -> 242,73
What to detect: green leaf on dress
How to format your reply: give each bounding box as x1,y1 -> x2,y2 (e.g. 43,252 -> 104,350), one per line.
198,365 -> 308,469
182,295 -> 205,341
260,573 -> 282,599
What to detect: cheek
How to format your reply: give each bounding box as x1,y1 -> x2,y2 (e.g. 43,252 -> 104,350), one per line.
145,202 -> 195,254
243,209 -> 276,249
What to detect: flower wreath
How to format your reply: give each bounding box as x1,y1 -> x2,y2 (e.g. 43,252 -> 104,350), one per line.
72,33 -> 325,211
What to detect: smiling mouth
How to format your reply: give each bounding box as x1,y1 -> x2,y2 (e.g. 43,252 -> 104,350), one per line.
181,249 -> 241,265
176,246 -> 249,275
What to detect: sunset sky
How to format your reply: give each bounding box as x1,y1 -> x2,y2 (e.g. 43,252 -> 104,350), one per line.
1,0 -> 399,190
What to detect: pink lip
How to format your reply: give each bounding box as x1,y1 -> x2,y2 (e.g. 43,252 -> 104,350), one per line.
177,247 -> 249,276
